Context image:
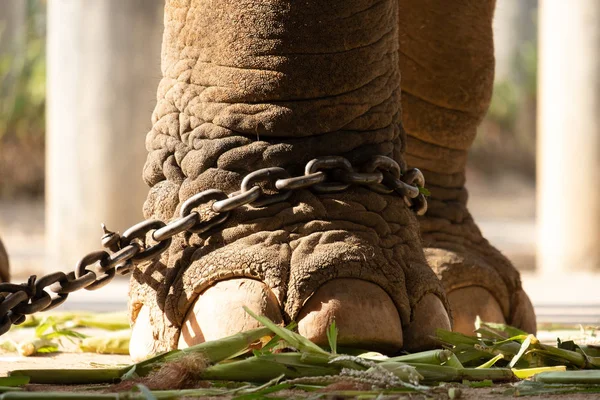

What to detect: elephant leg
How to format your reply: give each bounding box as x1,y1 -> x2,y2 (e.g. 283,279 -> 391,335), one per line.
398,0 -> 536,334
129,0 -> 450,361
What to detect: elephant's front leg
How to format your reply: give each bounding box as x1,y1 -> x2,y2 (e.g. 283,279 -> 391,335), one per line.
128,0 -> 450,360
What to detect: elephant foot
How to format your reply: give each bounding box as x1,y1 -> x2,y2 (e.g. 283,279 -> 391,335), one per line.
131,276 -> 449,361
420,212 -> 537,335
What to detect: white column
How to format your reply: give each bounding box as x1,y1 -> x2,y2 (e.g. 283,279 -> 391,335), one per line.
46,0 -> 163,270
537,0 -> 600,273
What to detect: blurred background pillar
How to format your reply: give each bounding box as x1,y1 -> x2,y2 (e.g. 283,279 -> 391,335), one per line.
46,0 -> 163,271
493,0 -> 537,84
0,1 -> 27,89
537,0 -> 600,273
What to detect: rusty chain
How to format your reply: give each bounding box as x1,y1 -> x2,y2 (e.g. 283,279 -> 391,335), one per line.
0,155 -> 427,336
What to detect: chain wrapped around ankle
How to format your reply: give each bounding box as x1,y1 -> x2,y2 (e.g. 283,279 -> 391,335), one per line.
0,155 -> 427,336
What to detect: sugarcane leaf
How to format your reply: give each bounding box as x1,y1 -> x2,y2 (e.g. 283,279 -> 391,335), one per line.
509,334 -> 534,368
231,374 -> 288,399
435,329 -> 480,346
43,328 -> 88,341
254,322 -> 297,355
233,383 -> 292,400
244,307 -> 329,356
34,316 -> 57,337
476,354 -> 504,369
326,320 -> 338,355
133,384 -> 158,400
480,321 -> 528,338
512,366 -> 567,379
475,326 -> 508,341
121,365 -> 138,381
499,335 -> 529,345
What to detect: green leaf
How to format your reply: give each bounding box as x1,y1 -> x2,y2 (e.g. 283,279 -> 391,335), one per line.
244,307 -> 329,356
509,334 -> 534,368
133,384 -> 158,400
34,316 -> 56,338
43,328 -> 88,341
417,186 -> 431,196
326,320 -> 338,355
476,354 -> 504,369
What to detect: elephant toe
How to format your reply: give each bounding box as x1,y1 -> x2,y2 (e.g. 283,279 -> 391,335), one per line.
297,278 -> 404,353
447,286 -> 505,334
178,278 -> 284,349
403,293 -> 451,352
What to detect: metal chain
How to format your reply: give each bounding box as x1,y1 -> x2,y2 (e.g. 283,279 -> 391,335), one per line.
0,155 -> 427,336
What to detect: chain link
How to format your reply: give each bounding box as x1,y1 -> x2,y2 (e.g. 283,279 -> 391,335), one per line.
0,155 -> 428,336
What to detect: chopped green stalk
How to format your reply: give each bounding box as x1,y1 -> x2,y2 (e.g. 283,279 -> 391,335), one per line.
78,330 -> 130,354
0,386 -> 24,394
409,363 -> 515,383
370,362 -> 423,383
201,356 -> 341,382
0,393 -> 121,399
67,312 -> 130,331
580,345 -> 600,358
0,340 -> 17,352
9,367 -> 126,384
17,339 -> 59,357
133,326 -> 272,377
0,377 -> 29,387
386,350 -> 456,366
512,366 -> 566,379
533,370 -> 600,384
260,352 -> 332,368
407,364 -> 459,382
529,345 -> 587,368
476,354 -> 504,369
